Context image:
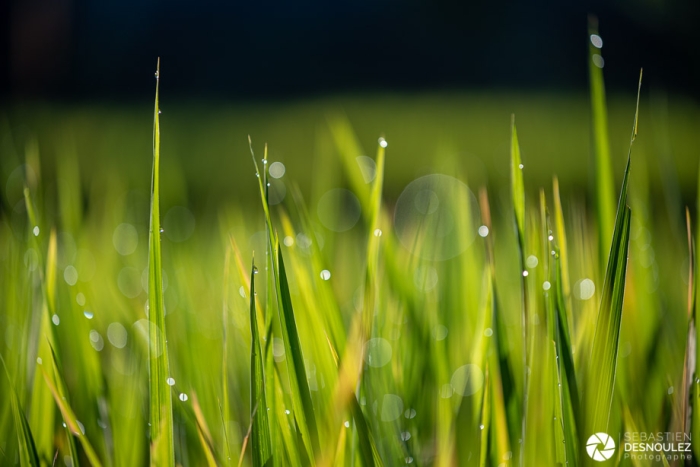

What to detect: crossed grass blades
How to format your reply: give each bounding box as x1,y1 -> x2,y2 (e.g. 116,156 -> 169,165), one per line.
0,34 -> 695,467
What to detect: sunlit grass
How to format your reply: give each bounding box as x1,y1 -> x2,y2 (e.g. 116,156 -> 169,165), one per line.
0,40 -> 697,467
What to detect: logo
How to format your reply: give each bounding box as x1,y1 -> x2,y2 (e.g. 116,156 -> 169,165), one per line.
587,433 -> 616,462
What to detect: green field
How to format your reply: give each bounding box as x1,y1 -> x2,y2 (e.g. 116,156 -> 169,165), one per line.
1,56 -> 700,466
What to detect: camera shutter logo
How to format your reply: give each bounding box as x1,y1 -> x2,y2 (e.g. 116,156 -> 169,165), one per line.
586,433 -> 616,461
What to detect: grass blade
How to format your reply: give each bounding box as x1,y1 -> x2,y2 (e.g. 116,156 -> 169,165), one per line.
588,16 -> 616,260
148,58 -> 174,466
250,139 -> 320,462
39,344 -> 103,467
584,70 -> 641,441
1,355 -> 40,467
249,258 -> 273,467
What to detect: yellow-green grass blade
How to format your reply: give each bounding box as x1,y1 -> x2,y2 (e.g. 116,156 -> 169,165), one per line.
250,139 -> 320,462
349,397 -> 383,467
1,355 -> 40,467
554,254 -> 580,464
148,58 -> 174,466
249,258 -> 273,467
510,116 -> 528,465
552,177 -> 573,334
190,393 -> 218,467
585,69 -> 641,441
41,345 -> 103,467
276,246 -> 320,460
588,16 -> 616,261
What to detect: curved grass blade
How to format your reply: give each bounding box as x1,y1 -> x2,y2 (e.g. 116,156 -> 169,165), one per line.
584,70 -> 641,441
249,139 -> 319,462
148,58 -> 174,466
39,344 -> 103,467
249,258 -> 272,467
510,116 -> 528,465
1,355 -> 40,467
588,15 -> 616,261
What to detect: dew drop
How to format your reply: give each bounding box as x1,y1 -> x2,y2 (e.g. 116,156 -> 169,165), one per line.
166,377 -> 175,386
522,270 -> 529,277
518,164 -> 524,169
484,328 -> 493,337
344,421 -> 350,428
478,225 -> 489,237
253,266 -> 259,275
33,226 -> 40,236
590,34 -> 603,48
320,270 -> 331,281
548,235 -> 554,241
52,314 -> 60,325
37,357 -> 42,365
378,137 -> 388,148
83,311 -> 94,319
374,229 -> 382,237
543,281 -> 551,291
179,393 -> 188,402
480,424 -> 485,430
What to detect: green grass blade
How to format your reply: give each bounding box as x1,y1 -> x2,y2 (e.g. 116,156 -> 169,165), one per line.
39,344 -> 103,467
276,246 -> 320,459
148,58 -> 174,466
510,116 -> 528,465
249,258 -> 273,467
250,139 -> 320,462
588,16 -> 616,261
1,356 -> 40,467
584,70 -> 641,439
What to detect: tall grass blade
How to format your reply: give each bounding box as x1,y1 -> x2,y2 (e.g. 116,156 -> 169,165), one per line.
584,70 -> 641,442
510,116 -> 528,465
148,58 -> 174,466
588,16 -> 616,260
1,355 -> 40,467
250,140 -> 319,461
40,343 -> 103,467
249,258 -> 273,467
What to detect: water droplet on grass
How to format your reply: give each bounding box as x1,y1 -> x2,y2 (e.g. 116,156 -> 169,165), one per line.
52,314 -> 60,325
166,377 -> 175,386
84,311 -> 94,319
320,270 -> 331,280
33,226 -> 40,236
179,393 -> 188,402
478,225 -> 489,237
378,137 -> 388,148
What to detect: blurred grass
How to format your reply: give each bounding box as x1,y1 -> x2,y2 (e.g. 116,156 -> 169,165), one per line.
1,63 -> 700,466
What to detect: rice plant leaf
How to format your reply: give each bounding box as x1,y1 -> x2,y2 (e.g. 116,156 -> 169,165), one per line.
40,344 -> 103,467
250,139 -> 319,462
1,355 -> 40,467
191,393 -> 219,467
276,246 -> 320,460
249,258 -> 272,467
350,397 -> 383,467
148,58 -> 174,466
510,117 -> 525,250
588,16 -> 616,260
584,70 -> 641,438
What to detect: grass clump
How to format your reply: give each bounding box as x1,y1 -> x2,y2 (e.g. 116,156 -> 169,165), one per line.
0,41 -> 694,467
